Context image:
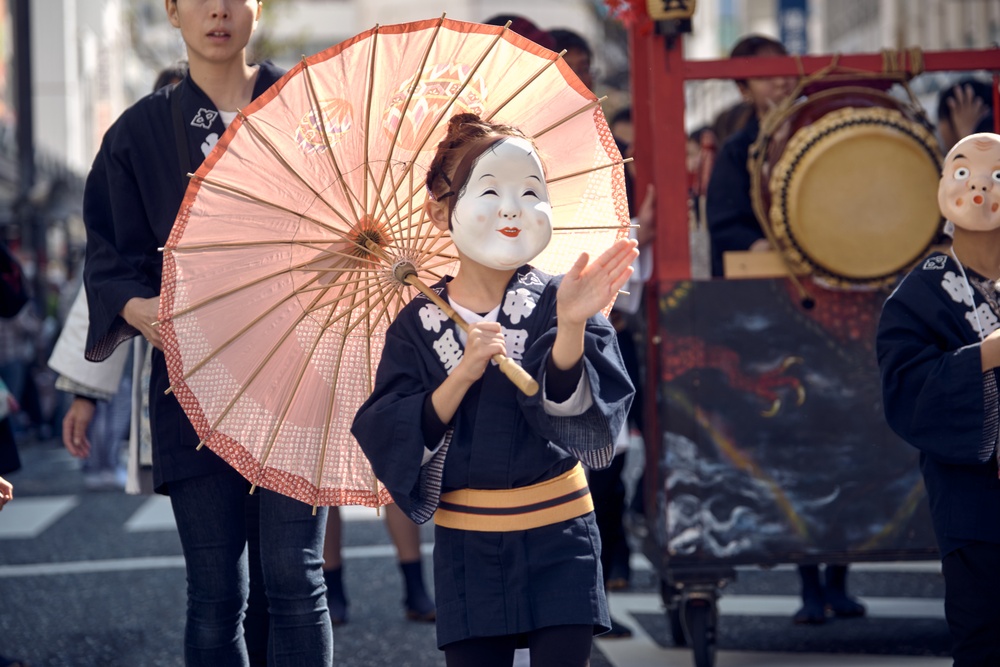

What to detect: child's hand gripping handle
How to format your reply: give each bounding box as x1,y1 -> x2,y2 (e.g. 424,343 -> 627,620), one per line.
398,269 -> 539,396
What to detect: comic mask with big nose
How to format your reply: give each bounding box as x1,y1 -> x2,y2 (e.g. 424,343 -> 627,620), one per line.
938,132 -> 1000,232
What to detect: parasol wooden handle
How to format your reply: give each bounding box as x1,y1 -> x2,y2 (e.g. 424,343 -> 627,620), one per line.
398,269 -> 539,396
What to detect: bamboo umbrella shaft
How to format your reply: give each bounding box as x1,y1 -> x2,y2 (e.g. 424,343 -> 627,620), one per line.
391,262 -> 539,397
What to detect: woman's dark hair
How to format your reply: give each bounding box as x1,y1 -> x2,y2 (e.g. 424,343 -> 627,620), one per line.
482,14 -> 557,51
728,34 -> 788,87
153,63 -> 188,91
549,28 -> 592,59
610,106 -> 632,128
425,113 -> 528,203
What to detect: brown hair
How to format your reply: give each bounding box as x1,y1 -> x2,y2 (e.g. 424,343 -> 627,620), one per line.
425,113 -> 529,205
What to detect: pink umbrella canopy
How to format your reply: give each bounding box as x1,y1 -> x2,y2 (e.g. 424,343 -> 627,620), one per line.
158,16 -> 631,510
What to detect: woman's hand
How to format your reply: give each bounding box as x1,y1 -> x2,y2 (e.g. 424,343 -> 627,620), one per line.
122,296 -> 162,350
63,397 -> 96,459
557,238 -> 639,328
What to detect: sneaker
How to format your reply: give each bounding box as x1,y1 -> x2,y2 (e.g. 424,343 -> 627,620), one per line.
83,473 -> 105,491
99,469 -> 125,491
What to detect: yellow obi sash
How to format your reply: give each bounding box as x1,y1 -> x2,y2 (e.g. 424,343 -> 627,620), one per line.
434,462 -> 593,532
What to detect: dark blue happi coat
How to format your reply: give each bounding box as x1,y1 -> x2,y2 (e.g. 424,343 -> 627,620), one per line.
82,63 -> 285,492
877,251 -> 1000,557
352,267 -> 634,647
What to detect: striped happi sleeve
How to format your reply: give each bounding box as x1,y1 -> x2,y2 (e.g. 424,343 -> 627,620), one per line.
981,370 -> 1000,464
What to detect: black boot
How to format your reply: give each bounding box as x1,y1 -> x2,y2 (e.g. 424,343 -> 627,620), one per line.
324,565 -> 349,626
399,559 -> 435,622
824,564 -> 866,618
793,564 -> 826,625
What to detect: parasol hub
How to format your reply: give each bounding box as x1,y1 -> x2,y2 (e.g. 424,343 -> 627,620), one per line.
392,260 -> 419,285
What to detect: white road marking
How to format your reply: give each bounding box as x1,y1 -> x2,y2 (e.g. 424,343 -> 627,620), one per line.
0,496 -> 78,538
124,495 -> 175,532
121,497 -> 388,533
599,595 -> 950,667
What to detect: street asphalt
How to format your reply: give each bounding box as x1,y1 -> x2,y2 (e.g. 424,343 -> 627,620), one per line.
0,436 -> 952,666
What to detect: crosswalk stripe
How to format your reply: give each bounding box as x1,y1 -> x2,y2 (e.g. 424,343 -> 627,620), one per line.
124,495 -> 175,532
611,591 -> 945,619
0,496 -> 78,538
600,597 -> 950,667
0,543 -> 436,578
121,496 -> 388,533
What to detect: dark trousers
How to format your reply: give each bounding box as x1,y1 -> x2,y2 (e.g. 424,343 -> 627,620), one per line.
443,625 -> 593,667
942,542 -> 1000,667
590,453 -> 629,579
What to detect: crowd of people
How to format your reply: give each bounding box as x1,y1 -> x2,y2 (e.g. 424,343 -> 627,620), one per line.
1,3 -> 998,666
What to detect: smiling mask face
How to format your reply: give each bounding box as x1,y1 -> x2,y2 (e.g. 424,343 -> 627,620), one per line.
938,133 -> 1000,232
449,137 -> 553,271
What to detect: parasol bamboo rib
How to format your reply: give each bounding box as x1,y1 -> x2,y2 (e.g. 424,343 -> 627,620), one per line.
235,111 -> 357,231
373,94 -> 615,228
533,97 -> 605,139
190,174 -> 359,240
165,251 -> 371,320
551,225 -> 638,232
371,15 -> 446,220
361,24 -> 383,229
481,50 -> 564,123
195,263 -> 354,453
300,58 -> 364,226
373,18 -> 511,225
309,272 -> 381,513
370,150 -> 421,244
308,275 -> 399,337
168,270 -> 325,388
252,271 -> 351,495
546,159 -> 630,185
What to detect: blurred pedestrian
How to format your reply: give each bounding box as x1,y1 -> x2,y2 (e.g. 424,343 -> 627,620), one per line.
49,286 -> 132,490
483,14 -> 556,50
549,27 -> 594,90
82,1 -> 331,663
0,241 -> 29,667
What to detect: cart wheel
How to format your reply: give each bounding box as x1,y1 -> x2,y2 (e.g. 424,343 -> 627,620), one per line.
681,597 -> 718,667
668,606 -> 687,647
659,580 -> 687,646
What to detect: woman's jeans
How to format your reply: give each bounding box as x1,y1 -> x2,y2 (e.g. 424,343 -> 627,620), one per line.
169,468 -> 332,666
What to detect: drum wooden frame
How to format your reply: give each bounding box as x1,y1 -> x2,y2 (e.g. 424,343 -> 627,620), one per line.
750,86 -> 943,287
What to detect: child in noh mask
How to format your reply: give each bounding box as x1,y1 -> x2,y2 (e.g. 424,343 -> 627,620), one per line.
878,133 -> 1000,666
352,113 -> 637,666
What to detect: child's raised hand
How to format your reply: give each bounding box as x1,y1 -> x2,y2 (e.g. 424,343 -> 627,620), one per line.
557,238 -> 639,326
456,321 -> 507,382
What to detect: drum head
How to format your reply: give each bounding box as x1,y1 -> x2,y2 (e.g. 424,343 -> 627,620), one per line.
768,106 -> 941,284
